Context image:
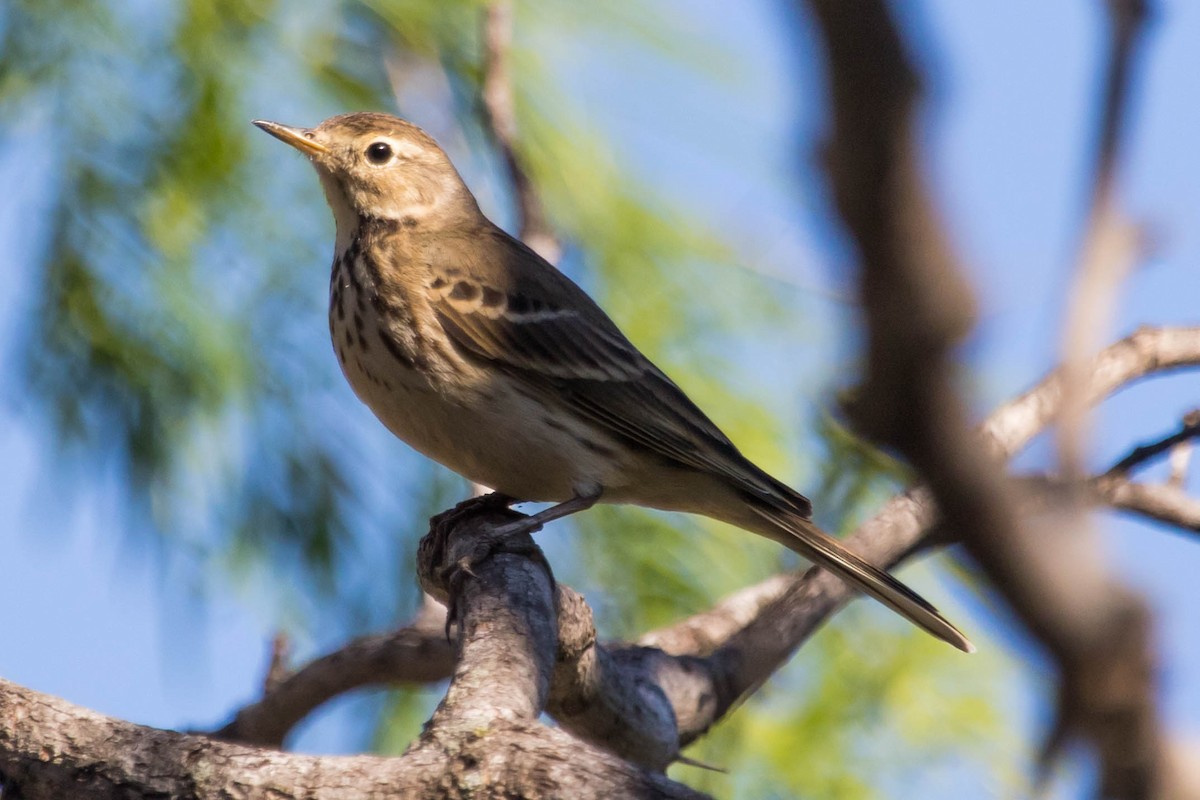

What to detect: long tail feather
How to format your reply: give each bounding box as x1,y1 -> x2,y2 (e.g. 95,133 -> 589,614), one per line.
748,505 -> 974,653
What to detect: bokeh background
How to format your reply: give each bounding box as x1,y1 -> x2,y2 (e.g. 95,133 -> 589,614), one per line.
2,1 -> 1198,797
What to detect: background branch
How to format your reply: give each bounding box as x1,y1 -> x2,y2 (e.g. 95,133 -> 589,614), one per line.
1105,409 -> 1200,476
0,679 -> 707,800
1093,410 -> 1200,534
801,0 -> 1165,797
648,326 -> 1200,657
480,0 -> 560,263
1100,478 -> 1200,534
214,599 -> 452,748
984,326 -> 1200,457
1057,0 -> 1152,480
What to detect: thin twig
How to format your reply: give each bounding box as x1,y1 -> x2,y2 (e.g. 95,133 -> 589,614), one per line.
1104,409 -> 1200,477
1168,439 -> 1193,488
480,0 -> 560,263
1100,478 -> 1200,534
263,632 -> 291,696
1056,0 -> 1152,480
214,616 -> 453,748
1094,408 -> 1200,534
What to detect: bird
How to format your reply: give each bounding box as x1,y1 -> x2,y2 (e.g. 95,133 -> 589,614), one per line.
253,111 -> 973,653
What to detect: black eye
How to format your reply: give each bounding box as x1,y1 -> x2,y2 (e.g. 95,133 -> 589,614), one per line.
365,141 -> 393,165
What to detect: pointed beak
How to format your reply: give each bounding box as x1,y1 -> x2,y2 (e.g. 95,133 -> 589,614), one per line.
252,120 -> 328,156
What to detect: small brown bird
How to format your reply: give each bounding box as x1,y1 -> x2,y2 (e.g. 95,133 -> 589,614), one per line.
254,112 -> 972,653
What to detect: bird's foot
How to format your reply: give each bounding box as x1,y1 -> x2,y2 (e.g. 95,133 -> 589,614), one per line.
423,491 -> 517,585
434,491 -> 516,524
420,494 -> 548,643
439,534 -> 552,641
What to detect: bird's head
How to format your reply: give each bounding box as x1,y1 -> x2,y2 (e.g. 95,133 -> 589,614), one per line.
253,112 -> 479,244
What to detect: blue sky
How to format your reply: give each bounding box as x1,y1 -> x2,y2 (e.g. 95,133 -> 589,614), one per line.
2,0 -> 1198,795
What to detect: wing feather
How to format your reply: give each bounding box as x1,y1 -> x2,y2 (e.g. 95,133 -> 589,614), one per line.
424,227 -> 812,518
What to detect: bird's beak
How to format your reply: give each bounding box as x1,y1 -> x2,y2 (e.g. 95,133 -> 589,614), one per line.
252,120 -> 328,156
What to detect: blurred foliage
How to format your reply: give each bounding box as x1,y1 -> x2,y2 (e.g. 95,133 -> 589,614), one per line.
812,409 -> 912,533
678,607 -> 1021,798
0,0 -> 1017,794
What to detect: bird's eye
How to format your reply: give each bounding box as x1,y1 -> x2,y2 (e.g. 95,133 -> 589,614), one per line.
365,141 -> 393,165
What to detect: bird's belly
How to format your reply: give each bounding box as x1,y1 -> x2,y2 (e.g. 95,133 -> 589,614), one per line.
334,322 -> 626,501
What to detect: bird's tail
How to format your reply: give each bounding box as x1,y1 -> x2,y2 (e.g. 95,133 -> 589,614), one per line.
744,504 -> 974,653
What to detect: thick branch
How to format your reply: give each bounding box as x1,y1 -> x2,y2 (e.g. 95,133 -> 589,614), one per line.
0,505 -> 709,800
208,326 -> 1200,760
8,332 -> 1197,799
0,677 -> 706,800
546,587 -> 689,770
415,504 -> 557,729
8,432 -> 1198,800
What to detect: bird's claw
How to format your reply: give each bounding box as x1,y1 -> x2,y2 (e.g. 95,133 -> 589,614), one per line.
423,493 -> 539,643
439,537 -> 534,642
441,560 -> 475,643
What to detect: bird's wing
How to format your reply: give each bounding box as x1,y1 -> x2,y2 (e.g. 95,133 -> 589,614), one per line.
423,228 -> 812,518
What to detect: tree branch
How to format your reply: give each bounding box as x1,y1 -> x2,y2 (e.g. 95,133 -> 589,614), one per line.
644,325 -> 1200,658
800,1 -> 1164,797
1104,409 -> 1200,477
414,504 -> 558,730
983,326 -> 1200,457
214,605 -> 453,747
480,0 -> 560,263
0,506 -> 710,800
0,675 -> 708,800
1099,478 -> 1200,534
1091,410 -> 1200,533
1057,0 -> 1152,479
546,587 -> 693,770
5,1 -> 1191,797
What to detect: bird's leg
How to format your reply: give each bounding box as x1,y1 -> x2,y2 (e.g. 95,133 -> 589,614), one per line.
493,486 -> 603,539
427,491 -> 515,546
463,489 -> 517,512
